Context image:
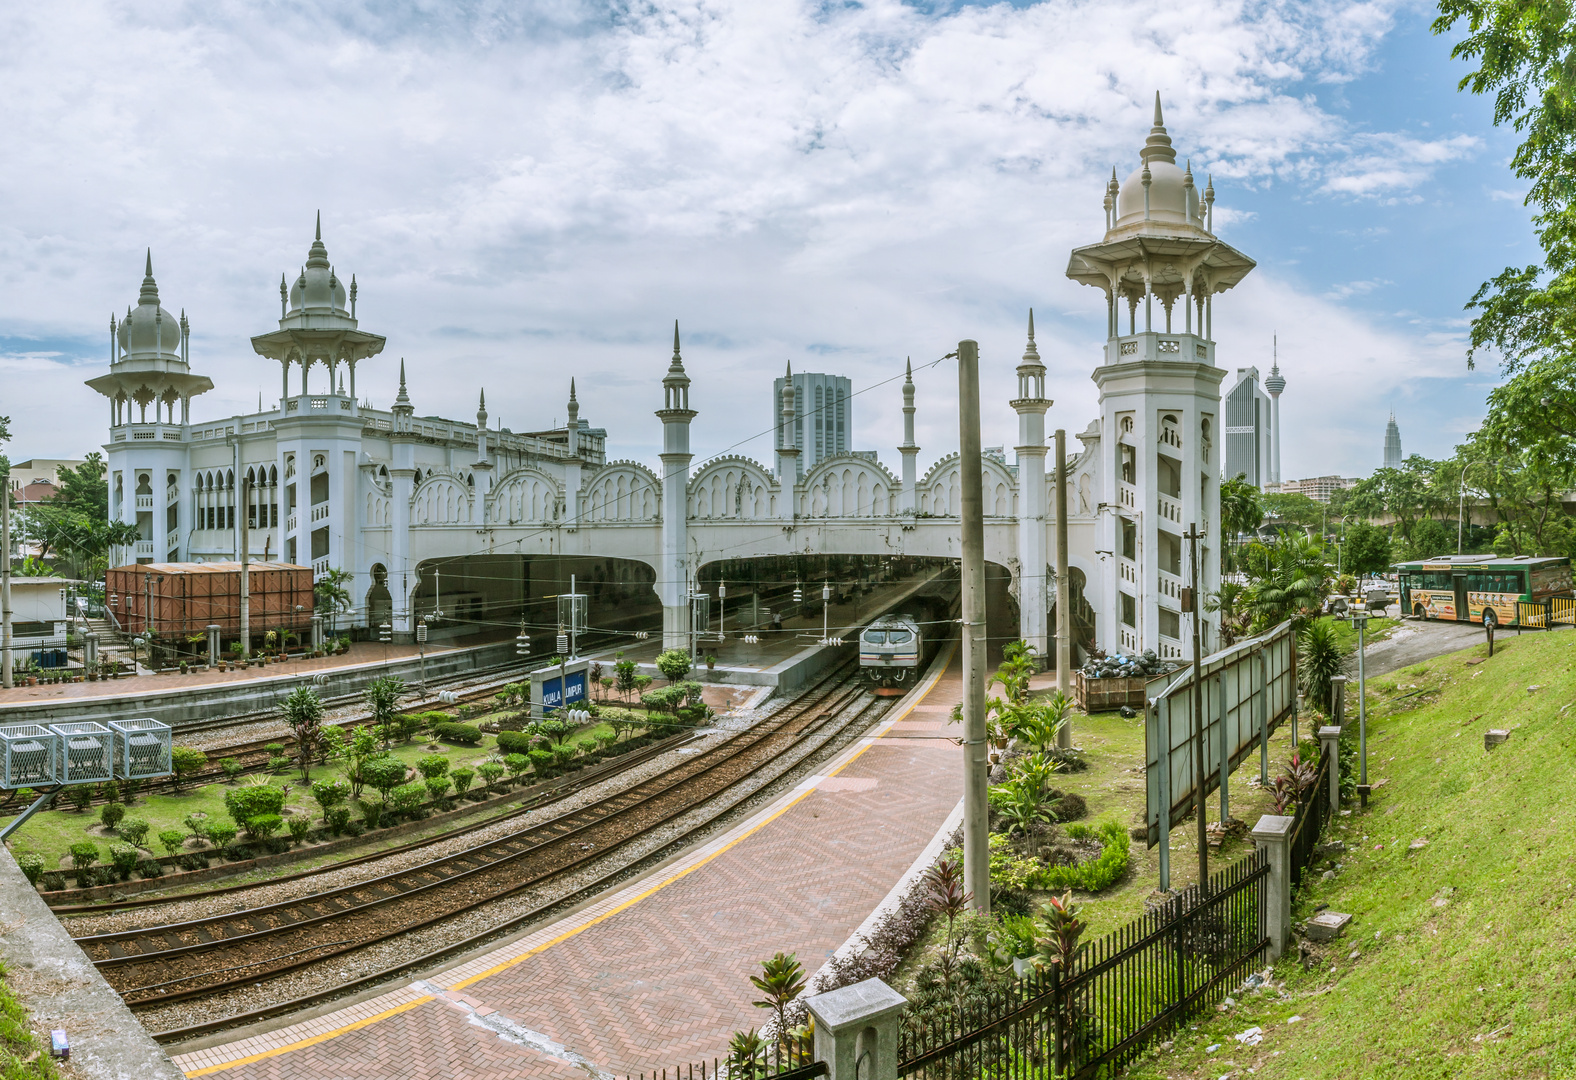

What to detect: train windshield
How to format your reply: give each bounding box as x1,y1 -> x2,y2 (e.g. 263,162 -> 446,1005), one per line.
887,630 -> 912,644
863,631 -> 887,644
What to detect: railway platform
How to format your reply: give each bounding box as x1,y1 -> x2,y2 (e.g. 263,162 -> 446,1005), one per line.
167,646 -> 968,1079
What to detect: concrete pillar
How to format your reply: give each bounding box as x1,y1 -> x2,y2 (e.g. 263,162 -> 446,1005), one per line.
205,624 -> 220,670
1251,814 -> 1294,960
805,979 -> 908,1080
84,633 -> 98,671
311,615 -> 324,651
1330,674 -> 1347,728
1319,725 -> 1341,812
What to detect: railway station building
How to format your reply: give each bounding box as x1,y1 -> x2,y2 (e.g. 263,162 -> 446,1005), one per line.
90,99 -> 1245,665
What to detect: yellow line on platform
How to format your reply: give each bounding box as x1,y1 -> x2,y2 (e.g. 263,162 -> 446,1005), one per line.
178,642 -> 956,1077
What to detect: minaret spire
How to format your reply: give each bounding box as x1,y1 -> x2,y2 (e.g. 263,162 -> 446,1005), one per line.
315,210 -> 321,241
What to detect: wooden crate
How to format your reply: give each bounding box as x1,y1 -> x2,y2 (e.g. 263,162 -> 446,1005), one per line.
1074,671 -> 1150,712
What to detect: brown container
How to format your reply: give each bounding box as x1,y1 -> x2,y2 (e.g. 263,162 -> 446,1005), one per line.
105,562 -> 314,641
1073,670 -> 1150,713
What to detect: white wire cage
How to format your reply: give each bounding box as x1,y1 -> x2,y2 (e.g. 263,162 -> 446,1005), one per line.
107,718 -> 172,781
0,724 -> 62,789
52,722 -> 116,786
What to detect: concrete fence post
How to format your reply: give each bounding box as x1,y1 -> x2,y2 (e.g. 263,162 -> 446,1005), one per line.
205,624 -> 221,671
1252,814 -> 1294,961
1330,675 -> 1347,728
805,978 -> 908,1080
84,633 -> 98,671
1318,725 -> 1341,813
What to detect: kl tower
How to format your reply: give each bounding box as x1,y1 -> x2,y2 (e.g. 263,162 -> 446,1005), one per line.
1265,337 -> 1285,487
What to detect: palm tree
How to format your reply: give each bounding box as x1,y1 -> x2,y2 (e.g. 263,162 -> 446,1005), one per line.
1204,581 -> 1253,646
314,567 -> 353,636
1242,531 -> 1332,632
1219,473 -> 1264,573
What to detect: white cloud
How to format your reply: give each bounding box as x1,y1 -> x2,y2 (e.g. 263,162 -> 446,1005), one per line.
0,0 -> 1474,481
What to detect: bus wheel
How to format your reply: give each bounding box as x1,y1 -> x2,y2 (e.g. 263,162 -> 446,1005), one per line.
1413,604 -> 1427,621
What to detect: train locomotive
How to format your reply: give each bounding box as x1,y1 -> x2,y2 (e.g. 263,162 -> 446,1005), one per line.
858,572 -> 960,695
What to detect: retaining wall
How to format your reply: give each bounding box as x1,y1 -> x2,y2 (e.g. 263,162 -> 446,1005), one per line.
0,848 -> 185,1079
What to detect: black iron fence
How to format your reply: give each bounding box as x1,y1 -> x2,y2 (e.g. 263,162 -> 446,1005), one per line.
1288,747 -> 1332,890
627,1032 -> 824,1080
897,852 -> 1269,1080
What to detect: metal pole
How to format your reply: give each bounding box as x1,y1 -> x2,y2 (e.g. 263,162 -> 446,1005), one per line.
1186,522 -> 1208,888
239,477 -> 250,659
1357,616 -> 1368,791
143,571 -> 152,672
958,340 -> 990,914
1055,428 -> 1071,748
1,490 -> 11,689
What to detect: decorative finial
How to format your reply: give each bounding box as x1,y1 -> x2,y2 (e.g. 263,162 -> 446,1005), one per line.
145,248 -> 153,277
1028,308 -> 1036,343
1153,90 -> 1164,128
1140,91 -> 1177,165
315,210 -> 321,241
479,387 -> 486,409
785,359 -> 792,378
569,377 -> 577,401
673,320 -> 681,357
905,357 -> 912,380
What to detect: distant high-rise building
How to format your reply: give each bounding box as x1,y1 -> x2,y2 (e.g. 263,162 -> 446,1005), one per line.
1223,366 -> 1274,486
1263,342 -> 1285,485
1383,412 -> 1402,470
773,371 -> 851,477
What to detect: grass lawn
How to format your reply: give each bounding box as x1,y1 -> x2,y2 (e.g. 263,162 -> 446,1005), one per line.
1120,627 -> 1576,1079
0,715 -> 636,873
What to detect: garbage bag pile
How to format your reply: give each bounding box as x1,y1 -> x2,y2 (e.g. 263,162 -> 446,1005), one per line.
1079,649 -> 1174,679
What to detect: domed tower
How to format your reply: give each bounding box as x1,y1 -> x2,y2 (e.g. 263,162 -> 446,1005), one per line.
1065,95 -> 1256,660
1264,345 -> 1286,486
252,216 -> 387,583
86,251 -> 215,563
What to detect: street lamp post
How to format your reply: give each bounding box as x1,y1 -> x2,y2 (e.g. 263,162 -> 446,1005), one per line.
1342,610 -> 1371,805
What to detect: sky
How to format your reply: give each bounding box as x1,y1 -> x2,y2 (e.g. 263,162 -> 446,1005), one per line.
0,0 -> 1537,483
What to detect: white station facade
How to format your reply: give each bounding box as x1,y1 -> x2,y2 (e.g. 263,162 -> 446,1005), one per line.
91,101 -> 1249,664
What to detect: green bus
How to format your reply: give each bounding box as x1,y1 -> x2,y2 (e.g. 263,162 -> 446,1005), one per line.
1394,555 -> 1574,628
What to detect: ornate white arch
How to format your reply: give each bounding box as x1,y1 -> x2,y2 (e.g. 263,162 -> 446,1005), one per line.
581,460 -> 662,523
489,465 -> 564,525
687,456 -> 776,521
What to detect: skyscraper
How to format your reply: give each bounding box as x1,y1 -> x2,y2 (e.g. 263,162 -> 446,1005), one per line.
1223,366 -> 1272,486
773,371 -> 852,477
1383,412 -> 1402,470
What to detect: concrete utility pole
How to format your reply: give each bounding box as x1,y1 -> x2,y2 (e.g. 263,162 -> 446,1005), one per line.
957,339 -> 990,914
239,477 -> 250,658
1055,428 -> 1071,748
1185,522 -> 1208,890
1,490 -> 11,689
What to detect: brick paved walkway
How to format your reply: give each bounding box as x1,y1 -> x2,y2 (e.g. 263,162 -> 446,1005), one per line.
173,645 -> 965,1079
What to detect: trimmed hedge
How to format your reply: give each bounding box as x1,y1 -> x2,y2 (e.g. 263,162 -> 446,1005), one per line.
495,730 -> 535,756
431,722 -> 483,745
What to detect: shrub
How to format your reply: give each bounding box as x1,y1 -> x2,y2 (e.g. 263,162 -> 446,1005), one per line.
67,786 -> 94,813
16,852 -> 44,886
40,871 -> 67,892
503,753 -> 532,782
205,822 -> 238,851
220,757 -> 244,782
574,737 -> 598,757
415,756 -> 450,780
450,766 -> 475,797
528,748 -> 555,775
390,782 -> 426,817
431,722 -> 483,745
117,817 -> 151,849
265,742 -> 285,757
137,858 -> 164,879
326,806 -> 352,836
267,755 -> 293,774
248,813 -> 284,841
360,801 -> 384,829
182,813 -> 208,842
1298,618 -> 1345,715
551,744 -> 577,768
157,829 -> 187,858
476,761 -> 505,789
496,731 -> 535,756
424,776 -> 452,804
311,777 -> 351,821
1038,821 -> 1130,892
656,648 -> 693,683
170,746 -> 208,790
101,780 -> 121,804
109,843 -> 140,880
178,854 -> 207,871
99,802 -> 126,830
68,842 -> 99,871
395,713 -> 425,744
363,757 -> 410,804
1051,793 -> 1087,822
345,820 -> 365,837
224,785 -> 287,834
288,818 -> 311,846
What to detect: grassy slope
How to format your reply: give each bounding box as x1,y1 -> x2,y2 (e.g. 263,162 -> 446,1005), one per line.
1122,628 -> 1576,1080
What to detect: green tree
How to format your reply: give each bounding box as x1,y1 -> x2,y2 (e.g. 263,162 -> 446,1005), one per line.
1261,491 -> 1324,531
1219,473 -> 1264,571
1241,531 -> 1332,631
53,453 -> 110,522
314,567 -> 353,635
1341,521 -> 1393,577
364,675 -> 406,747
279,686 -> 326,782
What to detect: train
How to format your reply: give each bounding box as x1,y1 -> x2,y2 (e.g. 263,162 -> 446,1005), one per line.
858,571 -> 960,694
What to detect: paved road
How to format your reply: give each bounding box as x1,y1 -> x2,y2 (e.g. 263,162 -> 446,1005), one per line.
1362,617 -> 1493,678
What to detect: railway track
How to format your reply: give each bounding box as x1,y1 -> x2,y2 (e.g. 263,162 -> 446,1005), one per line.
81,666 -> 884,1035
